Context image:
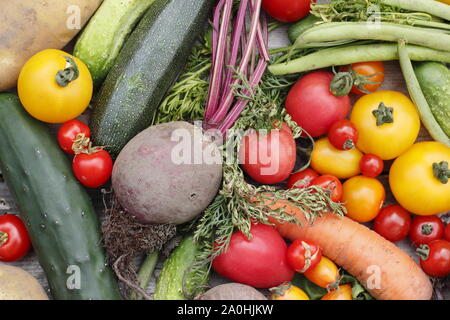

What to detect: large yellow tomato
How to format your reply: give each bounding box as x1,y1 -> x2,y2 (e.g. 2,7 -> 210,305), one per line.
390,142 -> 450,215
18,49 -> 93,123
350,91 -> 420,160
311,137 -> 363,179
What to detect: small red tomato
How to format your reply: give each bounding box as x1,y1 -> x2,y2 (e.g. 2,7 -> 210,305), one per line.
409,216 -> 445,247
373,205 -> 411,242
262,0 -> 314,22
311,175 -> 343,202
57,120 -> 90,154
445,224 -> 450,242
0,214 -> 31,262
417,239 -> 450,277
73,149 -> 113,188
286,239 -> 322,273
328,120 -> 359,150
359,153 -> 384,178
286,168 -> 320,189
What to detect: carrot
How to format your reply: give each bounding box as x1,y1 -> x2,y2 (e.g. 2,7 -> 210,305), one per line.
266,200 -> 433,300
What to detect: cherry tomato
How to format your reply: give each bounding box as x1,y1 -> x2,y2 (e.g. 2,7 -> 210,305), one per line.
0,214 -> 31,262
341,175 -> 385,223
270,282 -> 310,300
212,223 -> 294,288
304,256 -> 339,289
239,125 -> 296,184
409,216 -> 445,247
373,205 -> 411,242
285,71 -> 351,138
321,284 -> 353,300
445,224 -> 450,242
72,149 -> 113,188
417,239 -> 450,277
310,175 -> 343,202
286,239 -> 322,273
339,61 -> 385,95
262,0 -> 314,22
360,153 -> 384,178
57,120 -> 91,155
328,120 -> 359,150
286,168 -> 319,189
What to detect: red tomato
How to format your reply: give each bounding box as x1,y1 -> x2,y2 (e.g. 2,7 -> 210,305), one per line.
57,120 -> 90,154
262,0 -> 314,22
445,224 -> 450,242
360,153 -> 384,178
72,149 -> 113,188
373,205 -> 411,242
0,214 -> 31,262
212,223 -> 294,288
328,120 -> 358,150
417,239 -> 450,277
273,120 -> 293,136
286,168 -> 319,189
285,71 -> 351,137
286,239 -> 322,273
310,175 -> 343,202
340,61 -> 385,95
239,127 -> 296,184
409,215 -> 445,247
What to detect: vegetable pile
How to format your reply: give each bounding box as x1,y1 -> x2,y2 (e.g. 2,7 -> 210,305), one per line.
0,0 -> 449,302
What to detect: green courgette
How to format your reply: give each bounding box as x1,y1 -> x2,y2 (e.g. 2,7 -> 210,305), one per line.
0,94 -> 121,300
74,0 -> 157,86
90,0 -> 213,157
414,61 -> 450,138
154,235 -> 208,300
288,14 -> 321,44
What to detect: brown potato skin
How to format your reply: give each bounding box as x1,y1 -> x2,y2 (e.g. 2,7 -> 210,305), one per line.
0,0 -> 102,90
112,121 -> 223,225
0,264 -> 48,300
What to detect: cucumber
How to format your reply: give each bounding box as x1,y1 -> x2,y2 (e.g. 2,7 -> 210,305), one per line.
288,14 -> 321,44
0,94 -> 121,300
90,0 -> 213,157
154,235 -> 208,300
74,0 -> 157,86
414,62 -> 450,138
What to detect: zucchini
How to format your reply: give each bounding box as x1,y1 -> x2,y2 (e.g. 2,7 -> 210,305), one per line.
0,94 -> 121,300
90,0 -> 213,157
74,0 -> 157,87
414,62 -> 450,138
288,14 -> 321,44
154,235 -> 208,300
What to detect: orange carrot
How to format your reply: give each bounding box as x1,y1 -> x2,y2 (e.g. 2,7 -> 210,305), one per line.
267,200 -> 433,300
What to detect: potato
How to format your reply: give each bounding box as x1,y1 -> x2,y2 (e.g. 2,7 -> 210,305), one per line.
0,0 -> 102,90
196,283 -> 267,300
112,121 -> 222,225
0,264 -> 48,300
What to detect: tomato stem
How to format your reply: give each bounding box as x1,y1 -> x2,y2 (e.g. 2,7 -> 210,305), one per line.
56,56 -> 80,87
0,231 -> 8,246
72,133 -> 104,155
416,244 -> 430,260
372,102 -> 394,126
269,282 -> 291,297
421,223 -> 433,236
330,68 -> 382,97
432,161 -> 450,184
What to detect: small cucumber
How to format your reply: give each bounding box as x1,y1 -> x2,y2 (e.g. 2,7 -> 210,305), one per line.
414,62 -> 450,138
74,0 -> 157,86
154,236 -> 208,300
288,14 -> 321,44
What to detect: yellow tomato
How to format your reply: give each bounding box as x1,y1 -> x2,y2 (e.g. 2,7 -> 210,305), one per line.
270,282 -> 310,300
321,284 -> 353,300
390,142 -> 450,216
350,91 -> 420,160
304,256 -> 339,289
342,175 -> 385,223
18,49 -> 93,123
436,0 -> 450,4
311,137 -> 363,179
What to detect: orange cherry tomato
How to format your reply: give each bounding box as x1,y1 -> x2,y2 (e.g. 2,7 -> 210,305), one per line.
341,61 -> 385,95
270,282 -> 310,300
321,284 -> 353,300
304,256 -> 339,289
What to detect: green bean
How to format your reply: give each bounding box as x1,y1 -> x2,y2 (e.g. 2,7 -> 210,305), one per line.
129,252 -> 159,300
397,40 -> 450,147
382,0 -> 450,22
295,22 -> 450,52
269,43 -> 450,75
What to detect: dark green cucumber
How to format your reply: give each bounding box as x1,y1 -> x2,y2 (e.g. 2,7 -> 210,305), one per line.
0,94 -> 121,300
414,62 -> 450,138
90,0 -> 213,157
288,14 -> 321,44
154,235 -> 208,300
